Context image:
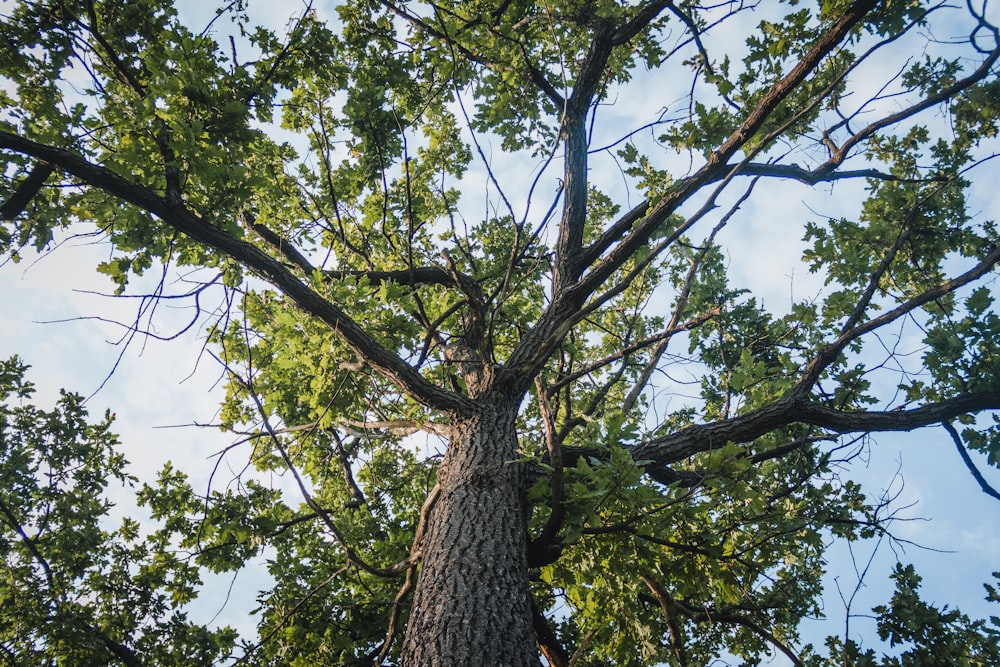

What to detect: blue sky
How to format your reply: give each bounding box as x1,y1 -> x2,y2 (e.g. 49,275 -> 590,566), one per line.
2,1 -> 1000,664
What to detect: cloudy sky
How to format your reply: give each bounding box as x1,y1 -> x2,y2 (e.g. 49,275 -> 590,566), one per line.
2,1 -> 1000,663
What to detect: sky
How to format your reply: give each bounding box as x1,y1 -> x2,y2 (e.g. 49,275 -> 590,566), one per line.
2,1 -> 1000,664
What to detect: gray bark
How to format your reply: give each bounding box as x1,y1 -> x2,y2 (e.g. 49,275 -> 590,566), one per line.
400,396 -> 539,666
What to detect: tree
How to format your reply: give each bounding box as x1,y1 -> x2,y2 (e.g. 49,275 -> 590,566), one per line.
0,356 -> 239,664
1,0 -> 1000,664
821,564 -> 1000,667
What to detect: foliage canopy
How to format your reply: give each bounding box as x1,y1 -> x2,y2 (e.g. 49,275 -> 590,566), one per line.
2,0 -> 1000,665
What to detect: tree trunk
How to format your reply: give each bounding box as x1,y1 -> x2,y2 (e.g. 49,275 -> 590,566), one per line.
400,396 -> 539,666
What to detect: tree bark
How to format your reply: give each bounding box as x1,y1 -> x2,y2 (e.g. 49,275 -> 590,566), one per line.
400,396 -> 539,667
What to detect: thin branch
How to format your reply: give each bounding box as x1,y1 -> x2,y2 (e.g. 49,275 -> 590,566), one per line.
0,496 -> 55,591
331,433 -> 366,508
797,243 -> 1000,391
231,565 -> 350,666
382,0 -> 564,105
816,39 -> 1000,177
81,0 -> 147,97
621,213 -> 728,415
409,481 -> 441,565
223,360 -> 407,578
641,575 -> 689,666
376,567 -> 417,665
567,631 -> 595,667
0,496 -> 145,667
528,377 -> 565,565
550,307 -> 719,392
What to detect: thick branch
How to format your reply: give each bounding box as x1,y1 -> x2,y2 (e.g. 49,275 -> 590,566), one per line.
532,597 -> 570,667
0,131 -> 472,413
554,19 -> 615,291
324,265 -> 482,297
798,396 -> 1000,432
578,0 -> 881,294
553,0 -> 678,290
635,392 -> 1000,468
631,242 -> 1000,470
580,162 -> 936,274
507,0 -> 881,386
100,635 -> 144,667
0,162 -> 55,220
553,110 -> 590,291
737,162 -> 942,185
713,0 -> 880,165
612,1 -> 673,45
245,214 -> 315,274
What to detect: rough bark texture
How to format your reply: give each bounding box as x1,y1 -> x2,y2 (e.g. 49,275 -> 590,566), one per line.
400,397 -> 538,667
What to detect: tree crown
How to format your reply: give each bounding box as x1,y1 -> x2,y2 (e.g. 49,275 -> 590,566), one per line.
2,0 -> 1000,664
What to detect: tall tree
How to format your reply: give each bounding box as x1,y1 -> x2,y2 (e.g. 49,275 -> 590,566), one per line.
2,0 -> 1000,664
